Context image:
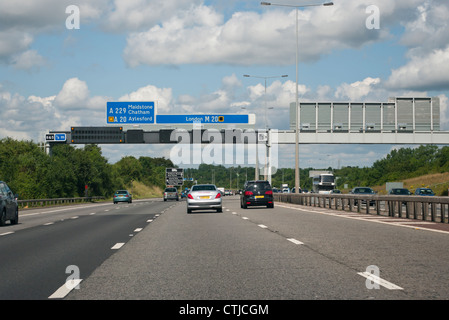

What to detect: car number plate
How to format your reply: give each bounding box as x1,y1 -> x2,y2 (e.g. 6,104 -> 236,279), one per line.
255,195 -> 264,199
200,196 -> 210,199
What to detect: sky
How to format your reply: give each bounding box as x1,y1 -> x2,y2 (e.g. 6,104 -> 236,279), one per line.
1,0 -> 449,171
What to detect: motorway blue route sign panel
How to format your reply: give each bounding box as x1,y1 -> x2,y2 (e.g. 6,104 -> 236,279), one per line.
46,133 -> 66,142
107,102 -> 155,124
156,114 -> 249,124
55,133 -> 67,141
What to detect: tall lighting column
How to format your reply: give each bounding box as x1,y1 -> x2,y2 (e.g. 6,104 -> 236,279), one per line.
261,1 -> 333,193
243,74 -> 288,183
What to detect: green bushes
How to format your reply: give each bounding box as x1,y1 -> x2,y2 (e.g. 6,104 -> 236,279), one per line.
0,138 -> 173,199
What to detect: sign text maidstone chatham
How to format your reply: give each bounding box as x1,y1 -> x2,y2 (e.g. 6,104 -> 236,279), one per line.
107,102 -> 155,124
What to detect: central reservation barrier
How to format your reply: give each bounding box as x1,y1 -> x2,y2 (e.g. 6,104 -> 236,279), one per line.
274,193 -> 449,224
18,196 -> 105,209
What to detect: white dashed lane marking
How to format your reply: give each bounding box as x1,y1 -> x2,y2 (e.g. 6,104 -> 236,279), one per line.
287,238 -> 304,245
111,243 -> 125,250
358,272 -> 403,290
48,279 -> 83,299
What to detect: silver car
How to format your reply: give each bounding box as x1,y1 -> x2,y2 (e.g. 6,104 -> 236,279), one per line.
187,184 -> 222,213
164,187 -> 179,201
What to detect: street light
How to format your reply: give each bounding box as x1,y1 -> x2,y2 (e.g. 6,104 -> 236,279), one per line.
243,74 -> 288,183
243,74 -> 288,129
261,1 -> 333,194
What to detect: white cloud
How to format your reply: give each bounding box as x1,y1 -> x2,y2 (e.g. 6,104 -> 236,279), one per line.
384,1 -> 449,91
54,77 -> 90,109
386,46 -> 449,91
0,0 -> 109,67
122,1 -> 396,67
118,85 -> 173,113
103,0 -> 203,32
11,50 -> 46,70
0,30 -> 33,61
335,77 -> 381,101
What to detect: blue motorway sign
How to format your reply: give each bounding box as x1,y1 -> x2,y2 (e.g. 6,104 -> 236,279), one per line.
46,133 -> 67,142
107,102 -> 155,124
156,114 -> 249,124
55,133 -> 67,141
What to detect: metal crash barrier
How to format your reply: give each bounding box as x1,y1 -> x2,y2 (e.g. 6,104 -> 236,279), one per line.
18,196 -> 105,209
274,193 -> 449,223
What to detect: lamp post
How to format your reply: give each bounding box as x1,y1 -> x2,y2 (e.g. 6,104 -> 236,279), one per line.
243,74 -> 288,183
261,1 -> 333,193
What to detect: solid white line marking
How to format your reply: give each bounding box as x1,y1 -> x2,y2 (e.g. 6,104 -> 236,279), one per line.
48,279 -> 83,299
287,238 -> 304,245
111,243 -> 125,250
0,231 -> 14,236
134,228 -> 143,232
258,224 -> 268,229
358,272 -> 403,290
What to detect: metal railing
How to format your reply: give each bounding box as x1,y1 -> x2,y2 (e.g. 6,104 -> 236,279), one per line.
274,193 -> 449,223
18,196 -> 105,209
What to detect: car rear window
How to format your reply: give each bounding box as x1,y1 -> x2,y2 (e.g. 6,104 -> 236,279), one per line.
245,182 -> 271,191
115,190 -> 128,194
191,185 -> 216,191
165,188 -> 177,192
392,189 -> 409,195
355,188 -> 373,193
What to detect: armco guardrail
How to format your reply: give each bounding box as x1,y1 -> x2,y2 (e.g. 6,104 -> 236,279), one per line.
18,196 -> 105,208
274,193 -> 449,223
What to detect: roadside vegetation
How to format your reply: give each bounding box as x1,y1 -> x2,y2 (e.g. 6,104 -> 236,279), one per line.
1,138 -> 448,199
0,138 -> 173,200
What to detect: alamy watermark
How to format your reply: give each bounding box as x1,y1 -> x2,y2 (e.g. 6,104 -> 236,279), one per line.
366,5 -> 380,30
65,265 -> 81,290
168,126 -> 279,176
364,265 -> 381,289
66,5 -> 80,30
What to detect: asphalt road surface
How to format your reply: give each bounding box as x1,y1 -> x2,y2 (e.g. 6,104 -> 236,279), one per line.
2,196 -> 449,302
0,199 -> 174,299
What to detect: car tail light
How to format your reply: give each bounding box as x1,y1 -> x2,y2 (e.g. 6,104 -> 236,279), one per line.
187,194 -> 194,199
215,193 -> 221,199
265,190 -> 273,195
244,191 -> 253,196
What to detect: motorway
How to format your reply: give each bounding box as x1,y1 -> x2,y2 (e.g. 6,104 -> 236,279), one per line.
1,196 -> 449,301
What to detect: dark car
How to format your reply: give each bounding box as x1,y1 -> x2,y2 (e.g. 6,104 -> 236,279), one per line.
113,190 -> 132,204
389,188 -> 411,195
350,187 -> 375,206
414,188 -> 435,196
0,181 -> 19,226
240,180 -> 274,209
